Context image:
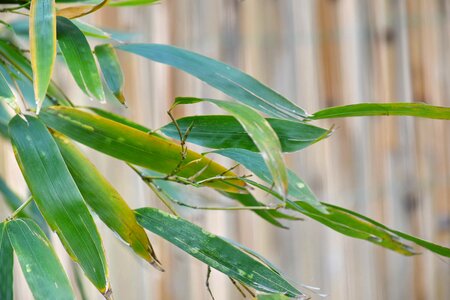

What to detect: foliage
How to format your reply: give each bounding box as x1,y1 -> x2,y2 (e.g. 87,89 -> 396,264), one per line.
0,1 -> 449,299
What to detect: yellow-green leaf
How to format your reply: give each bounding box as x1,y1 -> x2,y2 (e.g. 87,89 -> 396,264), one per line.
95,44 -> 125,104
39,106 -> 245,193
53,132 -> 162,269
0,222 -> 13,300
8,115 -> 109,295
30,0 -> 57,113
0,72 -> 19,114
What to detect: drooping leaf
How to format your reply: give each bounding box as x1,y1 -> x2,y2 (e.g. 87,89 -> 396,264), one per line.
0,71 -> 19,114
95,44 -> 125,104
135,207 -> 302,297
56,0 -> 109,19
6,219 -> 75,300
213,148 -> 327,214
324,203 -> 450,257
0,177 -> 22,212
39,106 -> 245,193
174,97 -> 288,197
161,115 -> 329,153
57,17 -> 105,101
53,132 -> 162,269
30,0 -> 57,113
0,39 -> 71,107
311,102 -> 450,120
8,115 -> 109,294
116,43 -> 308,120
0,222 -> 13,300
108,0 -> 159,7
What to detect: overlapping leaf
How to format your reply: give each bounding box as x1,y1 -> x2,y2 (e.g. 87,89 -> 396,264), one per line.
0,71 -> 19,114
311,102 -> 450,120
161,115 -> 329,153
53,132 -> 162,269
117,43 -> 308,120
30,0 -> 57,113
40,106 -> 245,192
57,0 -> 109,19
95,44 -> 125,104
8,115 -> 109,294
135,207 -> 302,297
6,219 -> 75,300
0,222 -> 13,300
173,97 -> 288,197
57,17 -> 105,101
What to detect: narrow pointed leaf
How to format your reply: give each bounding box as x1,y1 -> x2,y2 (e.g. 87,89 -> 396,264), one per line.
324,203 -> 450,257
108,0 -> 159,7
311,102 -> 450,120
0,102 -> 10,137
57,17 -> 105,101
161,115 -> 329,153
212,148 -> 327,214
53,132 -> 161,268
30,0 -> 57,112
116,43 -> 308,120
257,294 -> 292,300
56,0 -> 109,19
174,97 -> 288,197
0,72 -> 19,114
72,20 -> 111,39
8,115 -> 109,294
0,222 -> 13,300
40,106 -> 245,192
135,207 -> 302,297
95,44 -> 125,104
6,219 -> 74,300
0,39 -> 71,107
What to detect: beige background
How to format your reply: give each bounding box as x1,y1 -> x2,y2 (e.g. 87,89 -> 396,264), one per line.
1,0 -> 449,299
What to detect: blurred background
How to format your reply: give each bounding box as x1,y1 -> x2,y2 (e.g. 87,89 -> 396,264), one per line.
1,0 -> 450,299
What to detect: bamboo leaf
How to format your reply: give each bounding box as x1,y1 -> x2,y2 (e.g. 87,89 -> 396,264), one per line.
108,0 -> 159,7
174,97 -> 288,197
0,222 -> 13,300
30,0 -> 57,113
8,115 -> 109,295
161,115 -> 329,153
311,102 -> 450,120
53,132 -> 162,269
135,207 -> 303,297
56,0 -> 109,19
6,219 -> 75,300
95,44 -> 125,104
57,17 -> 105,101
0,71 -> 19,114
257,294 -> 292,300
72,20 -> 111,39
0,39 -> 71,107
324,203 -> 450,257
39,106 -> 245,193
212,148 -> 327,214
116,43 -> 308,120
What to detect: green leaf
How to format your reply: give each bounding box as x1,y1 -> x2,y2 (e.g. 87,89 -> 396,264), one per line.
161,115 -> 329,153
6,219 -> 75,300
174,97 -> 288,197
0,39 -> 71,107
95,44 -> 125,104
0,177 -> 23,212
212,148 -> 327,214
257,294 -> 292,300
8,115 -> 109,295
108,0 -> 159,7
53,132 -> 162,269
30,0 -> 57,113
324,203 -> 450,257
72,20 -> 111,39
40,106 -> 245,193
0,71 -> 19,114
57,17 -> 105,101
0,222 -> 13,300
135,207 -> 302,297
311,102 -> 450,120
116,43 -> 308,120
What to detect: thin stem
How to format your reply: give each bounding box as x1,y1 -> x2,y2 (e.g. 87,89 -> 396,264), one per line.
9,196 -> 33,219
205,266 -> 216,300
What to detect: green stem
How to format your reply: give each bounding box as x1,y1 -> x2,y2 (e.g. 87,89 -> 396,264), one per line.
9,196 -> 33,219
